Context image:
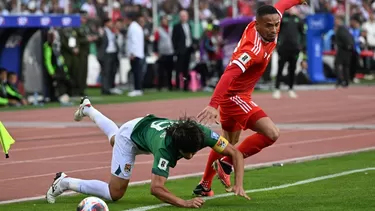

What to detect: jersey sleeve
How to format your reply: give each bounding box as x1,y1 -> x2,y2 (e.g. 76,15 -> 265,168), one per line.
274,0 -> 302,16
199,125 -> 229,154
231,50 -> 257,72
230,33 -> 261,72
208,64 -> 243,109
151,150 -> 173,178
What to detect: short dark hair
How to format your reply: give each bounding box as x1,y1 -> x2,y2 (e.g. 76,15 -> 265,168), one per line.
0,67 -> 7,74
102,17 -> 111,26
256,5 -> 279,19
166,116 -> 205,153
7,72 -> 16,79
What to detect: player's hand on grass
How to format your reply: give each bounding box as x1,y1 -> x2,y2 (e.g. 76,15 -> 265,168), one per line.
197,106 -> 220,126
227,185 -> 251,200
184,197 -> 205,208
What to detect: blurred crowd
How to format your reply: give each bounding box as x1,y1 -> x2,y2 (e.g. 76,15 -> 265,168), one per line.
0,0 -> 375,107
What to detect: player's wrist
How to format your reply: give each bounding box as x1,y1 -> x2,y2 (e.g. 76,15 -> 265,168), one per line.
234,181 -> 243,187
180,199 -> 189,207
208,101 -> 219,109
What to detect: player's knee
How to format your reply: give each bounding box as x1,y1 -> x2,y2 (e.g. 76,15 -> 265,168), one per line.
108,177 -> 128,201
109,187 -> 125,201
267,126 -> 280,142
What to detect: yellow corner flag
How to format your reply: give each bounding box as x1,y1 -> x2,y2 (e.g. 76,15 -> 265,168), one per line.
0,121 -> 15,158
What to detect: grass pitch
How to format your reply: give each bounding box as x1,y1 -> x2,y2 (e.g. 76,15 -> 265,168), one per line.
1,150 -> 374,211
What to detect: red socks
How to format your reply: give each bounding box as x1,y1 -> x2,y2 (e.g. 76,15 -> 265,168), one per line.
200,133 -> 275,188
200,149 -> 224,189
221,133 -> 275,165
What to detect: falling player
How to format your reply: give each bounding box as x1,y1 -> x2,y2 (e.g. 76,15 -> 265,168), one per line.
46,97 -> 249,208
193,0 -> 309,196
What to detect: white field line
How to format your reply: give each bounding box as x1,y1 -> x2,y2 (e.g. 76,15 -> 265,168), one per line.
125,167 -> 375,211
8,129 -> 301,153
3,130 -> 374,166
0,146 -> 374,205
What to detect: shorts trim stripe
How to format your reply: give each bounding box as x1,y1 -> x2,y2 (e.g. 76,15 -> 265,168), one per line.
229,96 -> 252,113
235,96 -> 252,111
250,101 -> 258,107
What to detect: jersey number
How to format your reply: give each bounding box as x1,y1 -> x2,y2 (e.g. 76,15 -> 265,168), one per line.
150,120 -> 172,131
158,158 -> 169,171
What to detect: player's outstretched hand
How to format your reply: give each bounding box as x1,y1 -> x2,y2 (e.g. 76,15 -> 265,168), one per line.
197,106 -> 220,126
184,197 -> 205,208
227,185 -> 251,200
300,0 -> 309,5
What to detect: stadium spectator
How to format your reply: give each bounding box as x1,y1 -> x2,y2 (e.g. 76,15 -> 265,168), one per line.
111,1 -> 122,21
334,15 -> 354,87
172,10 -> 194,91
0,2 -> 10,15
80,0 -> 97,18
362,12 -> 375,50
201,19 -> 224,90
97,18 -> 121,95
349,16 -> 361,82
0,68 -> 27,106
43,30 -> 72,105
154,15 -> 175,91
126,14 -> 146,97
59,24 -> 82,96
77,10 -> 99,96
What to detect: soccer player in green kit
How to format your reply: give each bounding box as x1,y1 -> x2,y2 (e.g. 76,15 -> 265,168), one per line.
46,97 -> 249,208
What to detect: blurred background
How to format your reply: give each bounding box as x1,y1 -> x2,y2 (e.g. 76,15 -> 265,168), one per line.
0,0 -> 374,108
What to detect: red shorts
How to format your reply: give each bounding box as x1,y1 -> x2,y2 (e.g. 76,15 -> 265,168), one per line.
219,95 -> 268,132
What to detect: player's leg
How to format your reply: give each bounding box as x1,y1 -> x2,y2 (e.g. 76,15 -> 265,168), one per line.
193,110 -> 242,196
287,52 -> 299,98
208,128 -> 242,188
46,128 -> 137,203
45,172 -> 129,203
74,96 -> 118,146
222,129 -> 242,145
220,114 -> 279,166
273,52 -> 287,99
215,100 -> 279,187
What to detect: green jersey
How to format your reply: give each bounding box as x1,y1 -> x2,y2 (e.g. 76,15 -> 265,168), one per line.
130,115 -> 229,178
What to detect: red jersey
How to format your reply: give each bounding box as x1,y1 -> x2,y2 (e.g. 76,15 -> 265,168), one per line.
209,0 -> 302,109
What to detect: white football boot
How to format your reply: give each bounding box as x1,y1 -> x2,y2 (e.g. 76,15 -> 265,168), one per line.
272,90 -> 281,99
46,172 -> 67,204
288,90 -> 298,99
74,96 -> 92,122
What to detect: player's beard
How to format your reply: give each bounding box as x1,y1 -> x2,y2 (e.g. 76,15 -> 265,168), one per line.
263,32 -> 277,42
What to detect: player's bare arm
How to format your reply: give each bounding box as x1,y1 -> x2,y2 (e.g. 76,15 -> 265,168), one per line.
150,173 -> 205,208
210,134 -> 249,199
218,142 -> 250,200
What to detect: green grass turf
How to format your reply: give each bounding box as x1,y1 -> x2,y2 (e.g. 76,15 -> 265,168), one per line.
1,150 -> 374,211
0,89 -> 213,112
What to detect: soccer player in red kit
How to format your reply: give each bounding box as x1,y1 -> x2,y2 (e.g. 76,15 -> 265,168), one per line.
193,0 -> 309,197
